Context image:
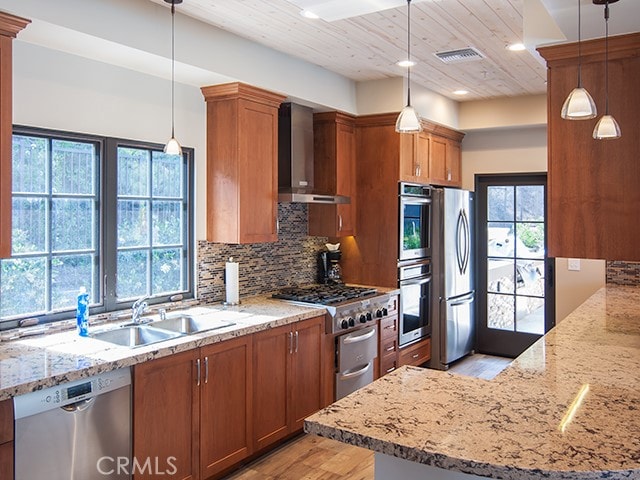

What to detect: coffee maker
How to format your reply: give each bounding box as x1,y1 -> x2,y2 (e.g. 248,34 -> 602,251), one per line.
318,248 -> 343,284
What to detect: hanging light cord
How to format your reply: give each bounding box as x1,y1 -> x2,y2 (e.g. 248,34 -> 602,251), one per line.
577,0 -> 582,86
171,1 -> 176,138
604,0 -> 610,114
406,0 -> 412,107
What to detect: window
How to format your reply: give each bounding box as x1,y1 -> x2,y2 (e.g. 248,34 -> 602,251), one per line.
0,127 -> 194,327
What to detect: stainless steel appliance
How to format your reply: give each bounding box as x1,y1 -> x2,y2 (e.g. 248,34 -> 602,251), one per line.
398,259 -> 432,346
14,368 -> 132,480
399,182 -> 433,261
273,284 -> 389,399
429,187 -> 475,370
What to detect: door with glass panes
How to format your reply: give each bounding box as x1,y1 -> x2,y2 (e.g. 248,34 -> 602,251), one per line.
476,174 -> 554,358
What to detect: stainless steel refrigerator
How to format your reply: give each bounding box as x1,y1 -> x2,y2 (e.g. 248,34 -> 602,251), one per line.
429,187 -> 475,370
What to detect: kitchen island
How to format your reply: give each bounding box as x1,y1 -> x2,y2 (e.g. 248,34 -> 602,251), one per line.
305,285 -> 640,480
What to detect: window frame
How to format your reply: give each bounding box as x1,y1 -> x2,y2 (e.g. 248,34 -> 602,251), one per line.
0,126 -> 195,329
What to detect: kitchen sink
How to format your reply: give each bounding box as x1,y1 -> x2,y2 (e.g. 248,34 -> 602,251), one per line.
91,325 -> 182,348
151,315 -> 235,334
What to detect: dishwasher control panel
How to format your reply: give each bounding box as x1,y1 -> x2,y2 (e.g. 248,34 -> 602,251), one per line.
14,367 -> 131,419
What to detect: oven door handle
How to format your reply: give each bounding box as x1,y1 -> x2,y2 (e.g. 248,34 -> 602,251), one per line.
338,362 -> 372,380
343,328 -> 376,344
399,276 -> 431,287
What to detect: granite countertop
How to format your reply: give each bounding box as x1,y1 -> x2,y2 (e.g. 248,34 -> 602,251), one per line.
305,285 -> 640,480
0,296 -> 326,401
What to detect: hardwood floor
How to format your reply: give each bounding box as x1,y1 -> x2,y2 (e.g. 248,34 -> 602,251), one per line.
222,353 -> 511,480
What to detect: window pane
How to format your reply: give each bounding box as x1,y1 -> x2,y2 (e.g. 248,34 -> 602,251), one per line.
52,140 -> 96,195
153,201 -> 182,245
487,293 -> 514,331
152,248 -> 183,294
51,255 -> 96,310
516,260 -> 545,297
0,257 -> 47,317
12,198 -> 47,254
117,250 -> 148,299
118,148 -> 149,196
153,152 -> 182,198
516,185 -> 544,222
487,186 -> 514,222
516,296 -> 545,334
487,222 -> 514,258
52,199 -> 95,251
12,135 -> 47,194
515,222 -> 544,259
488,259 -> 514,294
118,200 -> 149,247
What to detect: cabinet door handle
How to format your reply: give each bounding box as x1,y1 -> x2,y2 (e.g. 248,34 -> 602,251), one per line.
276,217 -> 280,234
384,324 -> 395,330
204,356 -> 209,384
415,164 -> 421,177
338,214 -> 343,231
385,345 -> 395,352
412,353 -> 420,359
386,366 -> 396,373
196,358 -> 201,387
289,331 -> 293,354
294,331 -> 299,353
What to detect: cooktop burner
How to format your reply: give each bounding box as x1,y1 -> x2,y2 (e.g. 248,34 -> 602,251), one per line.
272,284 -> 378,306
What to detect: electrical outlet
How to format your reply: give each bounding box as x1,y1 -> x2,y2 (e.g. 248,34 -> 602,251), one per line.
568,258 -> 581,271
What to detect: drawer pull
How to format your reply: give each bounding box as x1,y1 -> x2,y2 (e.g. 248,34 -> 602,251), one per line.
412,353 -> 420,359
385,345 -> 395,352
338,362 -> 372,380
384,325 -> 395,330
343,328 -> 376,344
385,366 -> 396,373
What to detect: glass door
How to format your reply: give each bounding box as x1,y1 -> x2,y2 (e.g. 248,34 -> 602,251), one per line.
476,174 -> 555,358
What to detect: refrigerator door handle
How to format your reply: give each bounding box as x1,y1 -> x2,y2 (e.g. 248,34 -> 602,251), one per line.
455,210 -> 465,274
461,208 -> 470,274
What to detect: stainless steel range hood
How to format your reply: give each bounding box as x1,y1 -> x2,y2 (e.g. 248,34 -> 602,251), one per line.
278,103 -> 350,204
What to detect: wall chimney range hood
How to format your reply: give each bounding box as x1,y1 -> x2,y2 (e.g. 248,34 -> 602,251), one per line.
278,103 -> 350,204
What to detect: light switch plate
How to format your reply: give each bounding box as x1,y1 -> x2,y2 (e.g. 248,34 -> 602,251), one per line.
568,258 -> 581,271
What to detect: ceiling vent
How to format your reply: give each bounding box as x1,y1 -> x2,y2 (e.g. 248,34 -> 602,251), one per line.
434,47 -> 485,64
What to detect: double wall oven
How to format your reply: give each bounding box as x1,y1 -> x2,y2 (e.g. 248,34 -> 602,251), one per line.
398,183 -> 433,347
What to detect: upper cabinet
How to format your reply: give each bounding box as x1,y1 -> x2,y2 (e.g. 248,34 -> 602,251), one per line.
538,33 -> 640,261
0,12 -> 30,259
308,112 -> 357,237
201,83 -> 286,244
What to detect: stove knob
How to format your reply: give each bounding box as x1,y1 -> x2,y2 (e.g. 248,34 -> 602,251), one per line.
340,319 -> 349,330
376,309 -> 383,318
358,314 -> 367,324
348,317 -> 355,327
366,312 -> 373,321
382,307 -> 388,316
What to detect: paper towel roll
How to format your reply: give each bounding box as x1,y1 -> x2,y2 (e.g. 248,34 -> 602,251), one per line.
225,258 -> 240,305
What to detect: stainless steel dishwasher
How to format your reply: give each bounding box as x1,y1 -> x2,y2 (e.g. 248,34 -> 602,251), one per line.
14,367 -> 132,480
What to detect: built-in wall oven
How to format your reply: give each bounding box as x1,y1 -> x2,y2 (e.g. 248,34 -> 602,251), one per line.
399,182 -> 433,262
398,259 -> 432,346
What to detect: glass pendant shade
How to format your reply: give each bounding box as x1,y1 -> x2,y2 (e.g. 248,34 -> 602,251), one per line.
396,104 -> 422,133
561,87 -> 597,119
164,135 -> 183,155
593,114 -> 621,140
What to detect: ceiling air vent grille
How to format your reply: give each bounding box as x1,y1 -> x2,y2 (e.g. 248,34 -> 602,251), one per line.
434,47 -> 485,64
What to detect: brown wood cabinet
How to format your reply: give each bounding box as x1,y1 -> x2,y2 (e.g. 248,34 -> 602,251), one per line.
252,315 -> 323,452
133,336 -> 253,480
308,112 -> 357,237
0,12 -> 30,259
201,83 -> 286,244
538,33 -> 640,261
134,349 -> 199,480
0,398 -> 13,480
340,114 -> 464,288
398,337 -> 431,367
378,294 -> 400,378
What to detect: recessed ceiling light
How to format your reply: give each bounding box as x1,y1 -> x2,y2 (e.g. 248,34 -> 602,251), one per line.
396,59 -> 416,68
507,42 -> 526,52
453,90 -> 469,96
300,9 -> 320,19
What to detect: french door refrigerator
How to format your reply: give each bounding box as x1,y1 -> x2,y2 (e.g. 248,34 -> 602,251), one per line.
429,187 -> 475,370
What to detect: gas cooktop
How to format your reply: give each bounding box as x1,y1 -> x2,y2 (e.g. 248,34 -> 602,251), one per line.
272,284 -> 378,306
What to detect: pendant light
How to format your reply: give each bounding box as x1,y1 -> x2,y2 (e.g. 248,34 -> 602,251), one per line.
164,0 -> 183,155
561,0 -> 597,120
593,0 -> 621,140
395,0 -> 422,134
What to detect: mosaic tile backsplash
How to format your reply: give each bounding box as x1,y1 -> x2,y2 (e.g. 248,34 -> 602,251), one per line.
606,261 -> 640,286
197,203 -> 328,303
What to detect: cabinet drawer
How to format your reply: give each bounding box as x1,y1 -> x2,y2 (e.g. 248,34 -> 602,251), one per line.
379,315 -> 398,340
0,399 -> 12,444
398,338 -> 431,367
380,335 -> 398,356
379,355 -> 398,377
386,295 -> 399,316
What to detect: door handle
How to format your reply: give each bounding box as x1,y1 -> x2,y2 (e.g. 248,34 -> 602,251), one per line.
196,358 -> 201,387
450,293 -> 474,307
338,362 -> 372,380
338,214 -> 343,231
343,328 -> 376,344
204,356 -> 209,384
288,331 -> 293,354
294,330 -> 299,353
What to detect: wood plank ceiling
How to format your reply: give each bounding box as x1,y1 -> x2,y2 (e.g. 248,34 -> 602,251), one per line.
150,0 -> 549,101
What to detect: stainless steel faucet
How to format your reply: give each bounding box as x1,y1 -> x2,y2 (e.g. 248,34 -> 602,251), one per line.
131,296 -> 150,324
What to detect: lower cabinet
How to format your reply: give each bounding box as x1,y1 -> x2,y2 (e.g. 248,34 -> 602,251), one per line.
398,337 -> 431,367
253,316 -> 323,452
133,316 -> 323,480
0,398 -> 13,480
